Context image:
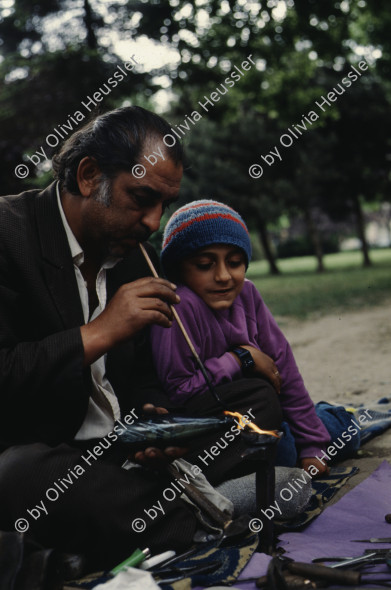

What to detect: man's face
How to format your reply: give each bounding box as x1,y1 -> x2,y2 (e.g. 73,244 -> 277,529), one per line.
81,153 -> 183,258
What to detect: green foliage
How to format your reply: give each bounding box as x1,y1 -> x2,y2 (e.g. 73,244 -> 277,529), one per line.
0,0 -> 148,194
180,112 -> 284,222
277,235 -> 339,259
247,248 -> 391,318
1,0 -> 390,269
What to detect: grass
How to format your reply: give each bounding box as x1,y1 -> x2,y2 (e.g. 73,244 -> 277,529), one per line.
246,248 -> 391,319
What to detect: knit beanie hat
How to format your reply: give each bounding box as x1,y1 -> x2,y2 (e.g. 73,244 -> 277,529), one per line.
161,199 -> 252,277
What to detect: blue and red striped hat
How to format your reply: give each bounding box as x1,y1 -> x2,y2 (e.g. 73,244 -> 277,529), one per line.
161,199 -> 252,276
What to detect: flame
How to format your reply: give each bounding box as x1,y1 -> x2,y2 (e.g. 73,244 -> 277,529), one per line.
224,410 -> 280,438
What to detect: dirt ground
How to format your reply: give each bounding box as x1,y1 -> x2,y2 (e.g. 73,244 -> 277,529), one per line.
280,298 -> 391,499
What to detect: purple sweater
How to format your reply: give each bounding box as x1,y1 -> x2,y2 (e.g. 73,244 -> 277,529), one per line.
150,280 -> 330,458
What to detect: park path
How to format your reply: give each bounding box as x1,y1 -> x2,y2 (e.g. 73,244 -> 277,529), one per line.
279,298 -> 391,501
280,299 -> 391,405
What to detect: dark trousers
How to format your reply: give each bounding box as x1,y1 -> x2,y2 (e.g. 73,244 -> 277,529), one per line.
0,443 -> 196,571
0,378 -> 281,570
184,377 -> 282,485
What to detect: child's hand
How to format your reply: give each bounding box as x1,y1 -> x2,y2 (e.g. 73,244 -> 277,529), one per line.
300,457 -> 330,477
240,345 -> 282,394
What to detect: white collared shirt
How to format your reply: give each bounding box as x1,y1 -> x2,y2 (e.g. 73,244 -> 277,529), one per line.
56,183 -> 122,439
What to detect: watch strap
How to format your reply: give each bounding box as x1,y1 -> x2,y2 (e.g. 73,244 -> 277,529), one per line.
231,346 -> 255,374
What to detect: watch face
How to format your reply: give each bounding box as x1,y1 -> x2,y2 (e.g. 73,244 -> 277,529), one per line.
243,358 -> 254,370
233,347 -> 254,372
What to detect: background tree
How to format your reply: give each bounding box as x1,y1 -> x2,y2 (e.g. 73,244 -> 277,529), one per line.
1,0 -> 390,269
132,0 -> 390,267
179,110 -> 284,274
0,0 -> 149,193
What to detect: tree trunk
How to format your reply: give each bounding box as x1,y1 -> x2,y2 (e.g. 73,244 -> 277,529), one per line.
381,203 -> 391,246
352,194 -> 372,267
84,0 -> 98,50
255,215 -> 280,275
303,205 -> 325,273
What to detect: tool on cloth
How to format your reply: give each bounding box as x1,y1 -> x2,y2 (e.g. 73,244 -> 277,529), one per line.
386,514 -> 391,523
140,242 -> 225,407
149,546 -> 199,571
240,431 -> 281,554
365,548 -> 391,556
255,573 -> 318,588
352,537 -> 391,543
265,555 -> 391,588
140,550 -> 176,570
166,463 -> 251,546
110,547 -> 150,575
264,556 -> 321,589
311,549 -> 391,588
286,561 -> 387,586
152,560 -> 221,584
312,550 -> 382,568
65,549 -> 151,587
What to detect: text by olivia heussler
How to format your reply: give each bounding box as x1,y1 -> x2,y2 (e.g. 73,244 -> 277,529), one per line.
14,408 -> 139,533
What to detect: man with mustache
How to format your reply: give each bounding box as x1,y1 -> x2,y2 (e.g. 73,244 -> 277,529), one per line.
0,106 -> 281,574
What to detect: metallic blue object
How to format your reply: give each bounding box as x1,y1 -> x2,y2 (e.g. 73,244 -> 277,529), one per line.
117,414 -> 234,449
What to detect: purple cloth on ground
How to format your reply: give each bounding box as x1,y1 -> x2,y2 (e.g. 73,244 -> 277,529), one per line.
277,460 -> 391,561
205,460 -> 391,589
234,552 -> 272,588
193,552 -> 272,590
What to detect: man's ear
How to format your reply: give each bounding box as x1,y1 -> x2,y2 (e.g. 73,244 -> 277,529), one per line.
76,157 -> 101,197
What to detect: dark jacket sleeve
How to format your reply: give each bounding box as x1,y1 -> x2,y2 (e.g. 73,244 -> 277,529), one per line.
0,195 -> 91,448
0,277 -> 90,448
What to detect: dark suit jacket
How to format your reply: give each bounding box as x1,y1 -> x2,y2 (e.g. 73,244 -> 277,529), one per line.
0,182 -> 163,449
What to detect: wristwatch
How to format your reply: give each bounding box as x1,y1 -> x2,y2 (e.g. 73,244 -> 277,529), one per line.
231,346 -> 255,374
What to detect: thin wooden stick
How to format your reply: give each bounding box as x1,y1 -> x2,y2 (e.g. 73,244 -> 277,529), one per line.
139,243 -> 224,407
140,244 -> 201,360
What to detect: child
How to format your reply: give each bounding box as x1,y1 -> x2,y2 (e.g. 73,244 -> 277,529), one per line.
150,200 -> 330,475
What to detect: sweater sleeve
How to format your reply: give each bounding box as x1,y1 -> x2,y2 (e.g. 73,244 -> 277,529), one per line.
251,284 -> 330,458
150,289 -> 241,402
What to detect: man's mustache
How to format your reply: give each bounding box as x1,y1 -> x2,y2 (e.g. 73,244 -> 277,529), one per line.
131,229 -> 151,242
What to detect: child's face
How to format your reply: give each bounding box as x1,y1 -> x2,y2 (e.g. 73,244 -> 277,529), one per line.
180,244 -> 246,311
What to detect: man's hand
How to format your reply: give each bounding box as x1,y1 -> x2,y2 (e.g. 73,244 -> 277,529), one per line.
142,403 -> 169,415
232,345 -> 282,394
300,457 -> 330,477
132,404 -> 188,470
81,277 -> 179,365
133,446 -> 188,470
